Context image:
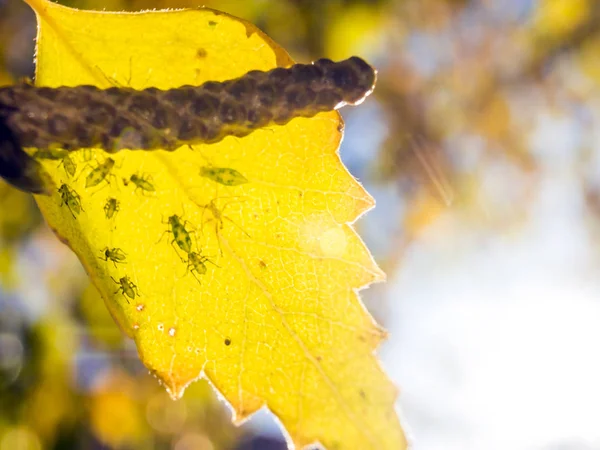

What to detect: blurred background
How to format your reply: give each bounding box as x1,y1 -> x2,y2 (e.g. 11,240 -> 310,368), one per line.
1,0 -> 600,449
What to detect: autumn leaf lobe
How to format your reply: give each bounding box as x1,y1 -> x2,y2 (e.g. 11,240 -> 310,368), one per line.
26,0 -> 406,448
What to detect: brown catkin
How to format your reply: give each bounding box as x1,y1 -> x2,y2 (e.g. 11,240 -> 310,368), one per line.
0,118 -> 50,195
0,56 -> 376,194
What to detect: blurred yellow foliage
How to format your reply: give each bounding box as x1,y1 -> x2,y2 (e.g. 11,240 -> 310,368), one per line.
80,284 -> 124,348
578,35 -> 600,83
146,392 -> 188,435
21,322 -> 79,446
476,94 -> 511,141
404,189 -> 447,238
0,181 -> 38,243
90,373 -> 147,448
26,380 -> 75,442
534,0 -> 590,38
0,72 -> 13,87
0,426 -> 42,450
325,4 -> 387,60
0,248 -> 17,288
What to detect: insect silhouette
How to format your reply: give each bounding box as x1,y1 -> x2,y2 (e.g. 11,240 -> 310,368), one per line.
199,166 -> 248,186
104,197 -> 120,219
112,276 -> 138,302
33,149 -> 69,160
125,172 -> 155,194
85,157 -> 116,188
185,251 -> 218,283
208,196 -> 249,229
161,214 -> 195,257
59,154 -> 76,178
34,148 -> 76,177
200,197 -> 250,255
100,247 -> 127,267
193,145 -> 248,187
58,183 -> 82,217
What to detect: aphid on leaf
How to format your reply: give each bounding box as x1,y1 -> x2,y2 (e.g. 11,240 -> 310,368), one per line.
59,154 -> 76,178
125,173 -> 155,194
100,247 -> 127,267
201,197 -> 250,255
185,251 -> 218,283
162,214 -> 194,257
199,166 -> 248,186
58,183 -> 82,217
112,275 -> 138,302
104,197 -> 120,219
85,157 -> 115,188
202,197 -> 250,235
33,148 -> 69,160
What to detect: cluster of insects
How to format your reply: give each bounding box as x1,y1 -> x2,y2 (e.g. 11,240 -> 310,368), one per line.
98,247 -> 139,302
2,56 -> 376,308
52,156 -> 155,302
53,146 -> 255,301
101,250 -> 137,302
197,161 -> 251,251
54,154 -> 155,218
81,156 -> 156,193
33,149 -> 78,179
161,213 -> 217,284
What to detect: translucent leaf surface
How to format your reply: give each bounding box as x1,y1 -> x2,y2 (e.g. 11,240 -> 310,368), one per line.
26,0 -> 406,447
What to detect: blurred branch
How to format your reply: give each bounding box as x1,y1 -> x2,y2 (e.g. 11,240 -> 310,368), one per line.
524,1 -> 600,80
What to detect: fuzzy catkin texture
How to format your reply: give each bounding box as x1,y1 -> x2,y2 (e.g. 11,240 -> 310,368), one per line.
0,57 -> 375,194
0,57 -> 375,153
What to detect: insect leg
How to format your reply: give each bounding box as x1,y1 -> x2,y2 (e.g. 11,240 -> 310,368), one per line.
170,238 -> 188,261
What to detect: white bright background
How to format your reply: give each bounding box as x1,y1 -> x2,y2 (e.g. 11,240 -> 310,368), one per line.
378,111 -> 600,449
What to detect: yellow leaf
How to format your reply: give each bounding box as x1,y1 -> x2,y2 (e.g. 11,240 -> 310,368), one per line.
26,0 -> 405,448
